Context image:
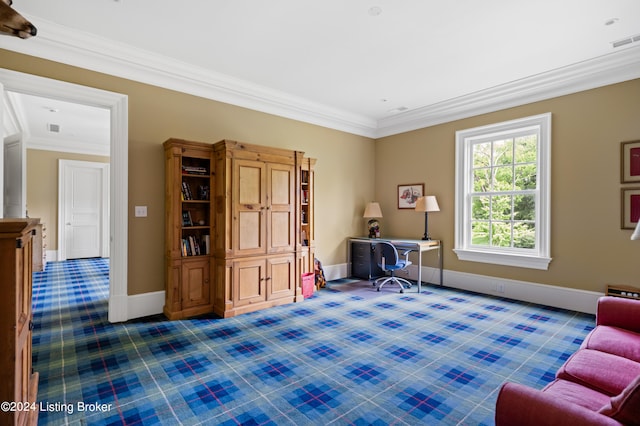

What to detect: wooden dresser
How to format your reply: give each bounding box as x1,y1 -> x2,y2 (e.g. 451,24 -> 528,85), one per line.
0,218 -> 39,426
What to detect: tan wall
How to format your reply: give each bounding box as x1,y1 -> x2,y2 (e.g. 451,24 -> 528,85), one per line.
26,149 -> 110,251
3,50 -> 376,295
5,49 -> 640,298
376,79 -> 640,293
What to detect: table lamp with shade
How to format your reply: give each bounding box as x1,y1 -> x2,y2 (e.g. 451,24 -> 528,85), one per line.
363,202 -> 383,238
632,220 -> 640,240
415,195 -> 440,240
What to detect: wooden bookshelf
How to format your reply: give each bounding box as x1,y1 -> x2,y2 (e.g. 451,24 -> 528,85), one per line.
164,139 -> 214,320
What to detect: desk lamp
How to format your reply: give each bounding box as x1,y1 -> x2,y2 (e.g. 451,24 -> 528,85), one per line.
632,220 -> 640,240
363,202 -> 383,238
415,196 -> 439,240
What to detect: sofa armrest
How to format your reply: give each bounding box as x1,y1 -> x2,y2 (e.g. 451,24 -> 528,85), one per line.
596,296 -> 640,333
495,382 -> 622,426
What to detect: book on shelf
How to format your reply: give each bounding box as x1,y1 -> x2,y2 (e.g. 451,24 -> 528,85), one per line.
181,234 -> 210,256
182,211 -> 193,227
182,181 -> 193,200
203,234 -> 210,255
181,165 -> 209,175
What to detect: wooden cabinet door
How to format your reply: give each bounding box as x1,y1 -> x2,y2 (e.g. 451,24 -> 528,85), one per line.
233,159 -> 266,256
232,257 -> 266,307
16,234 -> 33,422
267,163 -> 295,254
266,254 -> 295,301
181,258 -> 211,309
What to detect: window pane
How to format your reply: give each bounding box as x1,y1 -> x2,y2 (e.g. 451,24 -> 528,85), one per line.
514,222 -> 535,248
491,195 -> 512,220
473,142 -> 491,168
491,222 -> 512,247
473,168 -> 491,192
493,139 -> 513,165
471,221 -> 489,245
493,166 -> 513,191
471,196 -> 490,220
515,135 -> 537,163
514,195 -> 535,221
514,164 -> 536,190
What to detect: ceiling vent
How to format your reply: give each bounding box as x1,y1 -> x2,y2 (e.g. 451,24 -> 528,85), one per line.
47,123 -> 61,133
612,33 -> 640,48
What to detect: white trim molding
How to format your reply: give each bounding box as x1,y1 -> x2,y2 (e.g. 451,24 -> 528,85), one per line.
1,18 -> 639,138
127,291 -> 165,320
357,264 -> 600,315
0,68 -> 130,323
454,113 -> 552,270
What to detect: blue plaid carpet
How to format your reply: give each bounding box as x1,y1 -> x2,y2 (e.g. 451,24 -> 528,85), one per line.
32,259 -> 594,425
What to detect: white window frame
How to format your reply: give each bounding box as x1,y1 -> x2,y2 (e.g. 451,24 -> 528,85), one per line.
454,113 -> 552,270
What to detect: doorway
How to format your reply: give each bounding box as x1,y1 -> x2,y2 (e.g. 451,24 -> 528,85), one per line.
0,68 -> 129,322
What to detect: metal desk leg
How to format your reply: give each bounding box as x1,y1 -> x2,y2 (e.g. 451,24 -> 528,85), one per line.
439,241 -> 443,286
418,250 -> 422,293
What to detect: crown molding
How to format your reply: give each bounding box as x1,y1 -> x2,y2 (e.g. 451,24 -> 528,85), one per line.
1,17 -> 639,139
0,18 -> 378,138
376,45 -> 640,138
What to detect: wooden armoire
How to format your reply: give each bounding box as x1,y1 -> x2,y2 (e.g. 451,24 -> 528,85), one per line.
0,219 -> 40,426
163,138 -> 315,319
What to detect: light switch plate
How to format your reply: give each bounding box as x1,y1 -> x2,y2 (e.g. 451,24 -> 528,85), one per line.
134,206 -> 147,217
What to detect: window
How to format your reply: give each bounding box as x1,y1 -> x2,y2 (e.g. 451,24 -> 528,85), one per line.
454,113 -> 552,270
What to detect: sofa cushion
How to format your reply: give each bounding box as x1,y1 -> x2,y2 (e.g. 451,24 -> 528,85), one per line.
582,326 -> 640,363
543,378 -> 610,411
557,349 -> 640,396
599,374 -> 640,426
596,296 -> 640,333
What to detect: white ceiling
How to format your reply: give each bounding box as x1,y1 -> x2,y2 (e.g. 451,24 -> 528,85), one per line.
1,0 -> 640,144
3,91 -> 110,156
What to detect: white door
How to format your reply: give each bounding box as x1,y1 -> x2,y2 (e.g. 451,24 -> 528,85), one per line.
3,134 -> 26,218
59,160 -> 109,260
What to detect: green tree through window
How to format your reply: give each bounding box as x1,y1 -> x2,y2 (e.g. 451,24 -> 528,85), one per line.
470,135 -> 537,249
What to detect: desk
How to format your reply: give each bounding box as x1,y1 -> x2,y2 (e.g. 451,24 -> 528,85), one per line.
348,237 -> 442,293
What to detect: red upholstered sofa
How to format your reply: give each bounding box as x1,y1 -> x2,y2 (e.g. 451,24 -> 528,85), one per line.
495,296 -> 640,426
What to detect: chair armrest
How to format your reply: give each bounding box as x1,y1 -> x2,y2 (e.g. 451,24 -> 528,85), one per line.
401,249 -> 411,261
596,296 -> 640,333
495,382 -> 621,426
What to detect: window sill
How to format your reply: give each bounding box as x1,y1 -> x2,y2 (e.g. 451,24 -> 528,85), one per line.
453,248 -> 552,270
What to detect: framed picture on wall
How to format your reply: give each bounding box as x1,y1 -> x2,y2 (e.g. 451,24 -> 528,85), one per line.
621,187 -> 640,229
621,140 -> 640,183
398,184 -> 424,209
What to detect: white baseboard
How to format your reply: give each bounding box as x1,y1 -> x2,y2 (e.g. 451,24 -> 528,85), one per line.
46,250 -> 58,262
120,263 -> 602,321
323,263 -> 348,281
337,263 -> 602,315
125,291 -> 165,320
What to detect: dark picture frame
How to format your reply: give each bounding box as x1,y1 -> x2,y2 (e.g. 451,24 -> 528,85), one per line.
397,183 -> 424,209
621,140 -> 640,183
621,187 -> 640,229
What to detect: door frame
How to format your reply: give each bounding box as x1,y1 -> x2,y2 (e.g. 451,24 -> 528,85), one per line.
3,133 -> 26,218
58,159 -> 110,261
0,68 -> 129,323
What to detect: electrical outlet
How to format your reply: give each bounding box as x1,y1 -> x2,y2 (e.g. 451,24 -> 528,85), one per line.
496,283 -> 505,293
